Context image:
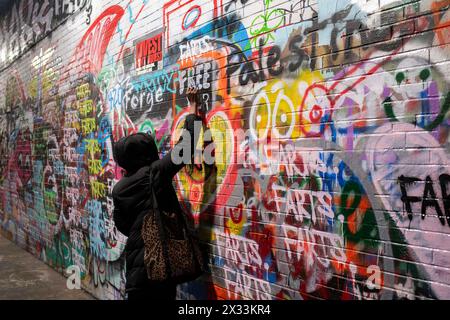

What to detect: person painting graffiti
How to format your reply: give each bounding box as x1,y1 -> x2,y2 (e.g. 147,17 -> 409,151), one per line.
111,91 -> 203,300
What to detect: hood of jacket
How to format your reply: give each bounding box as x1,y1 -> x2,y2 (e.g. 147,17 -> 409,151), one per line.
112,132 -> 159,175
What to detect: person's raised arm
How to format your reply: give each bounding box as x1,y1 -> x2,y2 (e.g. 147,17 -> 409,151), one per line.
152,113 -> 203,180
152,90 -> 205,179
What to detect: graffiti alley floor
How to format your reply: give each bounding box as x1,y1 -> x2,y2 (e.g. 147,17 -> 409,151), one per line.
0,235 -> 94,300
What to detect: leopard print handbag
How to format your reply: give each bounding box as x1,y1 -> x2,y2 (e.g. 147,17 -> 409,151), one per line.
141,178 -> 204,283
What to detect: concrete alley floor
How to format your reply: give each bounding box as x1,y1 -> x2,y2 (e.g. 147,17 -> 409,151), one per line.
0,235 -> 94,300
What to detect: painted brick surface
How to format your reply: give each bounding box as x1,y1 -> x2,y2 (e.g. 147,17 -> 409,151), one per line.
0,0 -> 449,300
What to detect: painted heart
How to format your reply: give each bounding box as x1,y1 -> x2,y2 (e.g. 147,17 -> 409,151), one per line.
171,107 -> 238,219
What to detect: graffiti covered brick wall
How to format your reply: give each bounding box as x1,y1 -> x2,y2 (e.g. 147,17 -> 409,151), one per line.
0,0 -> 449,300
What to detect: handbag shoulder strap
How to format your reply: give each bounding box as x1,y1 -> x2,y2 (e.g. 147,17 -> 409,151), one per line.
148,169 -> 172,277
149,168 -> 159,210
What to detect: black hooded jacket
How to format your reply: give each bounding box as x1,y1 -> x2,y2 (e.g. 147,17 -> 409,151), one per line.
111,114 -> 200,292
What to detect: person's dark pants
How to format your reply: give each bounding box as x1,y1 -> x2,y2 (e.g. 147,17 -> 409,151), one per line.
127,282 -> 177,300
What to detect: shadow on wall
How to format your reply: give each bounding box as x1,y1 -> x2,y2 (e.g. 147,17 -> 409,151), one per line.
176,118 -> 218,300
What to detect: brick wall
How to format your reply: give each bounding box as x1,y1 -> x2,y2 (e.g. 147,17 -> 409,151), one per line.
0,0 -> 449,300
